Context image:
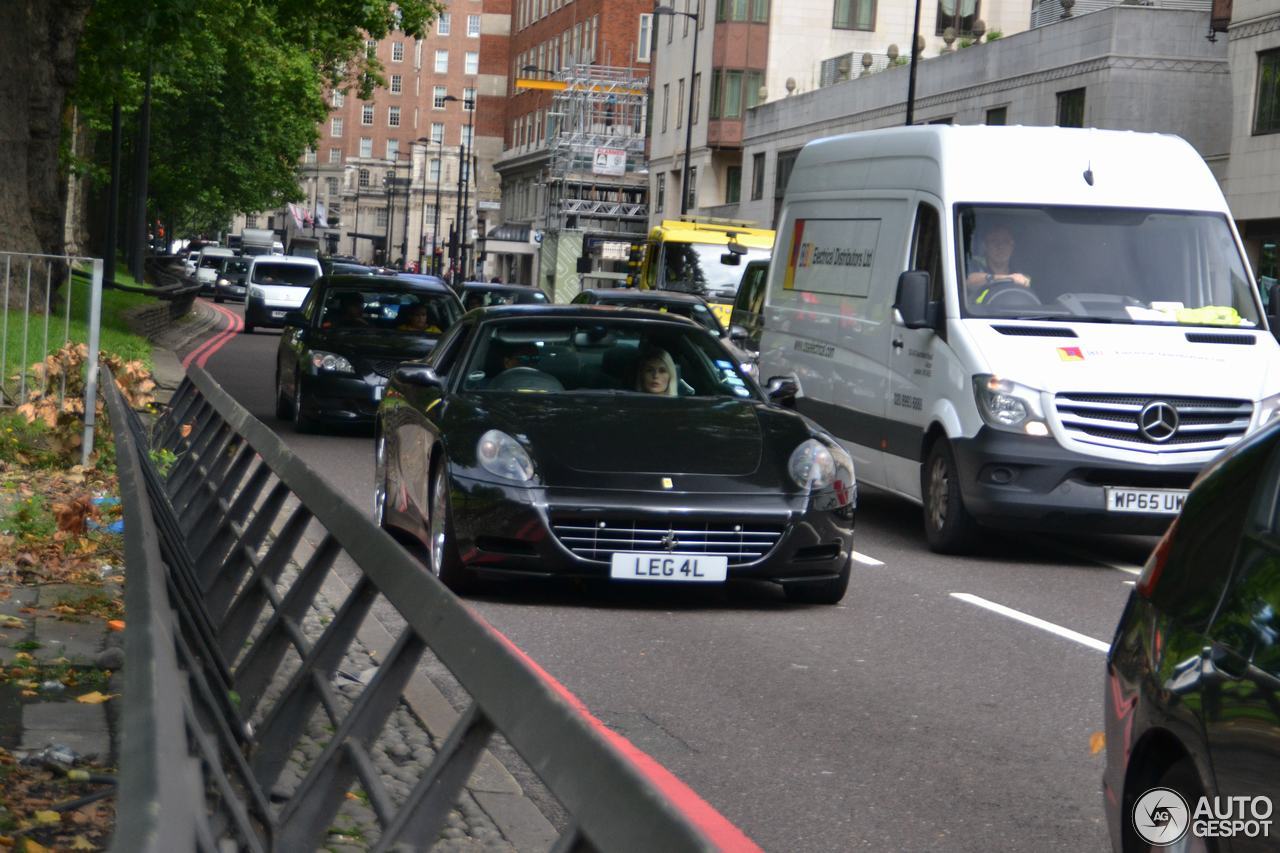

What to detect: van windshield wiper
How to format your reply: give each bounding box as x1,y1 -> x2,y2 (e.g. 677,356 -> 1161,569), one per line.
1012,314 -> 1122,323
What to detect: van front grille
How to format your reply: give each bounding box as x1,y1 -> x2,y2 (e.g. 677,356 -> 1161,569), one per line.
1054,393 -> 1252,454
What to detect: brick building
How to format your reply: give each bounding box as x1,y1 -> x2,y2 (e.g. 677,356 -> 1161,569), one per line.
232,5 -> 512,276
490,0 -> 652,295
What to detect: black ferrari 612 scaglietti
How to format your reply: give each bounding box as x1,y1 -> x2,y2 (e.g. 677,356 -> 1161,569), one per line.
374,305 -> 856,603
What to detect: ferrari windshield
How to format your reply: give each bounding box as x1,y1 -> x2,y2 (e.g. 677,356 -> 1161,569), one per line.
958,205 -> 1259,327
461,319 -> 756,398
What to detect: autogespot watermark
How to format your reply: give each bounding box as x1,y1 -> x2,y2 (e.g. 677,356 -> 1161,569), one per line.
1133,788 -> 1273,846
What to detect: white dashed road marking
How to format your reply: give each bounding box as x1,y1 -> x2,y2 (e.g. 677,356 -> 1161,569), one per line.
853,551 -> 884,566
950,592 -> 1111,653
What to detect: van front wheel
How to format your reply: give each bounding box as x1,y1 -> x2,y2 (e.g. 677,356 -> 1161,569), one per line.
922,439 -> 979,554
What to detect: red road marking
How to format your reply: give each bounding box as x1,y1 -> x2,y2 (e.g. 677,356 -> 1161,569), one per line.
182,301 -> 243,370
479,617 -> 764,852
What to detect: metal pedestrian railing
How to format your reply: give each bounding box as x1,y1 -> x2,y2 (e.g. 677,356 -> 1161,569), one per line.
0,251 -> 104,464
105,364 -> 760,852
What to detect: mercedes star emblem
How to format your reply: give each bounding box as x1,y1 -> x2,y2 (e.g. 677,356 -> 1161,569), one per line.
1138,401 -> 1179,443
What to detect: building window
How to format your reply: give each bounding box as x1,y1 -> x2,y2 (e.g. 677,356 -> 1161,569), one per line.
462,125 -> 473,146
1255,50 -> 1280,134
985,106 -> 1007,126
331,117 -> 344,137
326,177 -> 339,195
638,14 -> 652,62
360,137 -> 373,157
692,72 -> 701,124
435,50 -> 448,73
935,0 -> 979,36
377,208 -> 389,228
775,149 -> 798,197
753,0 -> 769,22
329,147 -> 342,164
464,87 -> 476,109
304,148 -> 317,164
430,158 -> 441,182
467,14 -> 481,37
1056,87 -> 1086,128
656,173 -> 665,211
833,0 -> 874,30
386,139 -> 399,160
750,152 -> 765,200
723,70 -> 743,118
390,74 -> 402,94
431,122 -> 445,144
725,165 -> 741,204
438,12 -> 451,35
686,165 -> 697,209
246,214 -> 257,228
465,51 -> 479,74
717,0 -> 749,21
391,42 -> 404,62
331,90 -> 345,107
434,86 -> 448,109
362,104 -> 374,125
662,84 -> 670,132
928,116 -> 953,125
359,169 -> 370,188
388,106 -> 401,127
365,39 -> 377,58
677,78 -> 685,129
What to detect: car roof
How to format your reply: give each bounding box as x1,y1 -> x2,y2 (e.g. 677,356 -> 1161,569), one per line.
584,288 -> 705,305
250,255 -> 320,267
319,273 -> 457,295
462,282 -> 537,292
473,303 -> 702,326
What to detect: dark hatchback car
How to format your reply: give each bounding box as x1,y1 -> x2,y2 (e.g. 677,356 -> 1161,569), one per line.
374,305 -> 856,602
1105,418 -> 1280,853
459,282 -> 549,311
212,256 -> 251,303
275,275 -> 463,431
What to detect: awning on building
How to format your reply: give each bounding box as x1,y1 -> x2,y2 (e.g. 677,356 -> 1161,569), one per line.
486,222 -> 537,255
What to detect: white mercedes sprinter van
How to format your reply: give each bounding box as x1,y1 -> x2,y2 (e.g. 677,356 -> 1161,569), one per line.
758,125 -> 1280,552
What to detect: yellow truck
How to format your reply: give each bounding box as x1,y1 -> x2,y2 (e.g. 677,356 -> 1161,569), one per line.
637,219 -> 774,326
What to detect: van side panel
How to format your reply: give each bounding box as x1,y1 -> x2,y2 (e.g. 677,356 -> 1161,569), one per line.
760,194 -> 912,489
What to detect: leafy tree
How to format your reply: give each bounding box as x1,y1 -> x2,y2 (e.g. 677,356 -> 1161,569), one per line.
0,0 -> 441,274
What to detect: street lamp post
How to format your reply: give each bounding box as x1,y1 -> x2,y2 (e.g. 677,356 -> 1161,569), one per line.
905,0 -> 924,125
351,166 -> 362,257
414,137 -> 432,271
442,94 -> 477,284
400,153 -> 412,265
654,5 -> 699,216
432,139 -> 445,275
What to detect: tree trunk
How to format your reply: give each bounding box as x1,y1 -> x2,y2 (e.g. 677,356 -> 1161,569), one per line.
0,1 -> 94,267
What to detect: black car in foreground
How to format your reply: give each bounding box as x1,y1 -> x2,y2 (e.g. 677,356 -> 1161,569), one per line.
460,281 -> 549,310
1105,417 -> 1280,853
213,256 -> 251,303
374,305 -> 856,602
275,275 -> 462,431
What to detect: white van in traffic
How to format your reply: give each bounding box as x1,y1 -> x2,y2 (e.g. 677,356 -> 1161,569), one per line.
758,125 -> 1280,552
243,255 -> 322,333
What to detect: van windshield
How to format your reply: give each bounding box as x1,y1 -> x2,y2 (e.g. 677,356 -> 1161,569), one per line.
958,206 -> 1259,327
658,243 -> 770,302
252,263 -> 317,287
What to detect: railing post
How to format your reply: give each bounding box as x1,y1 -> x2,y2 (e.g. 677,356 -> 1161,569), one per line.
82,257 -> 103,467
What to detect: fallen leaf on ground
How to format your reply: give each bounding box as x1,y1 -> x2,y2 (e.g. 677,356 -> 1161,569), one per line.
1089,731 -> 1105,754
33,810 -> 60,825
75,691 -> 115,705
106,620 -> 124,632
0,616 -> 22,629
69,835 -> 95,850
22,840 -> 49,852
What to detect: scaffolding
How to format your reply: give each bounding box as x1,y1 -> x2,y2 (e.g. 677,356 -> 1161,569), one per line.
538,64 -> 649,236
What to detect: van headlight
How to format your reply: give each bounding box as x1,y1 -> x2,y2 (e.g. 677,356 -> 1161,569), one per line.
1256,391 -> 1280,430
974,375 -> 1049,436
477,430 -> 537,483
248,286 -> 264,300
309,351 -> 354,374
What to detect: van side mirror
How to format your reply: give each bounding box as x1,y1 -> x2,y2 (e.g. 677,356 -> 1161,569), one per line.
1270,283 -> 1280,343
729,324 -> 749,343
393,364 -> 443,389
765,375 -> 799,408
895,271 -> 939,330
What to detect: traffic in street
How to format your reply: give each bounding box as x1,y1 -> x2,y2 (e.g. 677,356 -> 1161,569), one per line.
192,299 -> 1150,851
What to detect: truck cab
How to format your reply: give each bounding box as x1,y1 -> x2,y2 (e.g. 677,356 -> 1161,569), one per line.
639,219 -> 774,326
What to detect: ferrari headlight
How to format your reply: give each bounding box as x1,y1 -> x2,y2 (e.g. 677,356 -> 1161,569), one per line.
786,439 -> 835,489
309,350 -> 354,374
477,430 -> 536,483
973,374 -> 1049,436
